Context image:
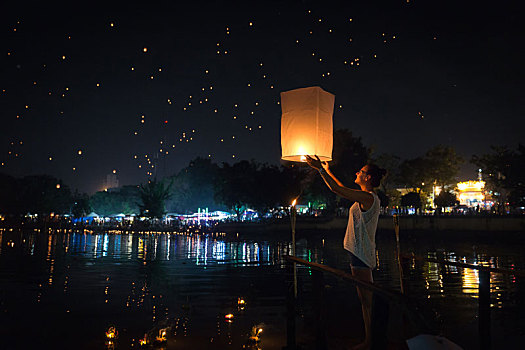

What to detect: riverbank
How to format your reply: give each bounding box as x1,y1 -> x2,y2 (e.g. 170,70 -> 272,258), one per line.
2,215 -> 524,236
215,216 -> 525,233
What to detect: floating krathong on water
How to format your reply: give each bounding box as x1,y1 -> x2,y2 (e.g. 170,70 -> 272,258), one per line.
156,328 -> 168,343
237,297 -> 246,310
224,313 -> 234,322
105,326 -> 117,350
248,326 -> 263,343
105,326 -> 117,339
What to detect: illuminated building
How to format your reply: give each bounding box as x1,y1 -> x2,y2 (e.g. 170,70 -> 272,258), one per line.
457,181 -> 485,207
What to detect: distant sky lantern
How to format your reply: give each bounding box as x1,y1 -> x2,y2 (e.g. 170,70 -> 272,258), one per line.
281,86 -> 334,162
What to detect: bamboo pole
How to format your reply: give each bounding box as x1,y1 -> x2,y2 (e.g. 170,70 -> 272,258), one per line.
393,214 -> 404,294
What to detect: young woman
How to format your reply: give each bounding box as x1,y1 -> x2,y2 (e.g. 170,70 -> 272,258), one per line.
305,155 -> 386,349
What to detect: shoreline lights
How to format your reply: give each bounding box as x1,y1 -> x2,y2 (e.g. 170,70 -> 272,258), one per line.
280,86 -> 335,162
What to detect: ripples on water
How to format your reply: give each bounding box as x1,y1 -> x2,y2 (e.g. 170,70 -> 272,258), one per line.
0,227 -> 523,349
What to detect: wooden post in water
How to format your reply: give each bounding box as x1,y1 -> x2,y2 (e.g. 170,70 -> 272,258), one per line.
312,269 -> 327,349
479,270 -> 491,350
370,293 -> 389,350
290,201 -> 298,298
393,214 -> 404,293
285,261 -> 297,350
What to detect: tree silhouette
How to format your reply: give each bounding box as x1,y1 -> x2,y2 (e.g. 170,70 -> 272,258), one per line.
424,145 -> 463,190
214,161 -> 255,220
399,145 -> 463,193
19,175 -> 72,217
139,179 -> 173,219
90,185 -> 140,216
167,157 -> 222,213
434,191 -> 458,209
472,144 -> 525,209
401,192 -> 422,212
72,191 -> 91,218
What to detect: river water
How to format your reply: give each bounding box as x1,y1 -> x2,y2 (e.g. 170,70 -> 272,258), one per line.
0,227 -> 523,349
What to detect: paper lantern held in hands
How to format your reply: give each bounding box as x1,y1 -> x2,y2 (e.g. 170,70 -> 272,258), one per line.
281,86 -> 335,162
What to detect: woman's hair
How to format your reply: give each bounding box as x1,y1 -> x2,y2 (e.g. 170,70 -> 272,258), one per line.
366,163 -> 387,188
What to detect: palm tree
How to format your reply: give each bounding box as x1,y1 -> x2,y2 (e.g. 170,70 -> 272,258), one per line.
138,178 -> 173,220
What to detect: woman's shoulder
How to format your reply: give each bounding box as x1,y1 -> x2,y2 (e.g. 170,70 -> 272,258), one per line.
362,191 -> 380,213
371,191 -> 380,205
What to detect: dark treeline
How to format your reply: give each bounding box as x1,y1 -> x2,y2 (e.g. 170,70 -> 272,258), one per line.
1,130 -> 524,222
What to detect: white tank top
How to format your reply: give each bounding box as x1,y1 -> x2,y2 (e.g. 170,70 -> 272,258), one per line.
343,192 -> 380,268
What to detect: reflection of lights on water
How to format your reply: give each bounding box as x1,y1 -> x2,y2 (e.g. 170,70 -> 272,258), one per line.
225,313 -> 234,322
167,235 -> 171,260
126,235 -> 132,258
93,235 -> 100,257
462,268 -> 479,296
213,241 -> 226,262
46,235 -> 53,261
113,234 -> 121,256
152,236 -> 158,261
103,234 -> 109,257
138,237 -> 144,259
4,229 -> 525,337
204,236 -> 208,265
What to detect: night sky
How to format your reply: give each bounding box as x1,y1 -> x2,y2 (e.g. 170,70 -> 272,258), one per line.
2,0 -> 524,193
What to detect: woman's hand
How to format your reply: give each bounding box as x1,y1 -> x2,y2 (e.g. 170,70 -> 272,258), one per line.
305,155 -> 326,171
305,155 -> 321,170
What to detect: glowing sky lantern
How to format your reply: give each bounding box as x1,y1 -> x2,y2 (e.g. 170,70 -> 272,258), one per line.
280,86 -> 334,162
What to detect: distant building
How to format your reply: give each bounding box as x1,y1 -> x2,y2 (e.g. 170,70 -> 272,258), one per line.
103,173 -> 119,191
456,180 -> 494,210
457,181 -> 485,207
456,170 -> 494,210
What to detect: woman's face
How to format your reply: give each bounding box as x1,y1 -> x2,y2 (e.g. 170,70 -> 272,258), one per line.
355,165 -> 371,186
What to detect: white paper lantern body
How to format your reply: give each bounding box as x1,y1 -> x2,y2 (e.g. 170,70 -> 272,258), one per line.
281,86 -> 334,162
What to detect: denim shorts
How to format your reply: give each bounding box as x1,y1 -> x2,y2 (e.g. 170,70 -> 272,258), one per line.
348,251 -> 368,268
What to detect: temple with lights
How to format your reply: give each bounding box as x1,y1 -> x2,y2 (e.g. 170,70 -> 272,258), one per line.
456,180 -> 493,210
456,170 -> 494,210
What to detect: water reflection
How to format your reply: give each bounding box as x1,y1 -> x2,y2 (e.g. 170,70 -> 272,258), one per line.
0,228 -> 523,349
461,268 -> 479,296
3,229 -> 520,301
40,231 -> 274,265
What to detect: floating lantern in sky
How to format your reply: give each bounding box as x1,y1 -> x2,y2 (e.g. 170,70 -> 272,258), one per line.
280,86 -> 334,162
